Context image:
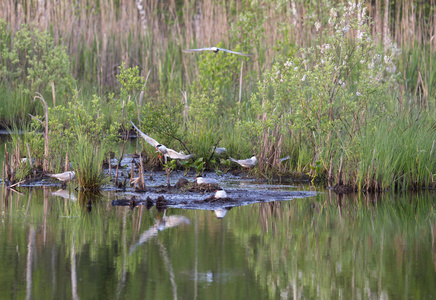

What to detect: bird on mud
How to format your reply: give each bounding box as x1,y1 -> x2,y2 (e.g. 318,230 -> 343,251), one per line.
182,47 -> 252,57
130,121 -> 194,163
47,171 -> 76,183
214,189 -> 228,199
196,176 -> 219,185
213,147 -> 227,155
229,156 -> 257,168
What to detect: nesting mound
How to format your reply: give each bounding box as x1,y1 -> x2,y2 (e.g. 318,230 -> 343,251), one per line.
188,182 -> 221,193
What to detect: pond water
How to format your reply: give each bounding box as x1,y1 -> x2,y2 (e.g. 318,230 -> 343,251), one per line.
0,182 -> 435,299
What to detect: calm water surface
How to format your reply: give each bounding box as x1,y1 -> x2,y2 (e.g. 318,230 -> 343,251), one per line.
0,185 -> 435,299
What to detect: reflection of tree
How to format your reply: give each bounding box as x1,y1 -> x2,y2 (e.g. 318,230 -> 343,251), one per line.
229,192 -> 436,298
1,186 -> 435,299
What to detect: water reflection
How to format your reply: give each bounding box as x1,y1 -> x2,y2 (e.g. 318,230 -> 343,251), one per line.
130,212 -> 190,253
214,207 -> 232,219
51,189 -> 77,201
0,186 -> 435,299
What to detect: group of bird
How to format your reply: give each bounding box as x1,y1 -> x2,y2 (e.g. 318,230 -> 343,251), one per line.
130,121 -> 257,169
46,47 -> 255,187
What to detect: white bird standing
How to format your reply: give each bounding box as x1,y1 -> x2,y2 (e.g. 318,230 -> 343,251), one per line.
47,171 -> 76,183
182,47 -> 252,57
229,156 -> 257,168
214,189 -> 228,199
130,121 -> 194,163
196,176 -> 218,185
213,147 -> 227,155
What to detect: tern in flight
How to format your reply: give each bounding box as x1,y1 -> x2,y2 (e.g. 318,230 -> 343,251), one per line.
130,121 -> 194,163
229,156 -> 257,168
47,171 -> 76,183
182,47 -> 252,57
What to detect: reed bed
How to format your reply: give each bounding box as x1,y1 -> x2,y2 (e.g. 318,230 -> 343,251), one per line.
1,0 -> 436,191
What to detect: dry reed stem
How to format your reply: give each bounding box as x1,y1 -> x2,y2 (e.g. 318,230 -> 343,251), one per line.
26,143 -> 33,168
1,0 -> 432,87
139,153 -> 145,190
34,93 -> 49,172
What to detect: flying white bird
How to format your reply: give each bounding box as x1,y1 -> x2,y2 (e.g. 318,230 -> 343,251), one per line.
131,121 -> 194,162
229,156 -> 257,168
214,189 -> 228,199
47,171 -> 76,182
182,47 -> 252,57
196,176 -> 219,185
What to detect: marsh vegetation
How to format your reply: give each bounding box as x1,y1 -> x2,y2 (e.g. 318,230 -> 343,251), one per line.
0,0 -> 435,191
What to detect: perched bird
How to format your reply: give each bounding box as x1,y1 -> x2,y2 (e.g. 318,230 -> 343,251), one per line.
213,147 -> 227,155
214,189 -> 228,199
20,157 -> 35,165
47,171 -> 76,183
279,155 -> 291,162
196,176 -> 218,185
182,47 -> 252,57
229,156 -> 257,168
130,121 -> 194,163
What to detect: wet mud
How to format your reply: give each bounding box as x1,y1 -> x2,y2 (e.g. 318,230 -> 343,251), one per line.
9,154 -> 317,212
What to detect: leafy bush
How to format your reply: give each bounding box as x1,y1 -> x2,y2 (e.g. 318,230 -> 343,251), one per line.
0,21 -> 73,100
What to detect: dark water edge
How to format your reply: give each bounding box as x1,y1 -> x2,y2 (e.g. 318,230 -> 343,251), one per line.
0,184 -> 435,299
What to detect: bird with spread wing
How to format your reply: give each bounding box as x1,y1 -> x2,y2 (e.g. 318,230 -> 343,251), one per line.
182,47 -> 252,57
130,121 -> 194,163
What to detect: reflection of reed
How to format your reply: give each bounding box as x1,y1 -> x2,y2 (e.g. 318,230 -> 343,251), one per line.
156,240 -> 178,300
71,240 -> 79,300
26,227 -> 35,300
116,209 -> 128,299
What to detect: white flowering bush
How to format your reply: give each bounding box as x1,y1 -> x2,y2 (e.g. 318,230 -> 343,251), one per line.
244,2 -> 399,171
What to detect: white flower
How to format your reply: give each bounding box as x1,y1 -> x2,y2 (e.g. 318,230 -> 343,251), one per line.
357,32 -> 364,39
280,78 -> 283,82
341,25 -> 351,34
356,92 -> 362,96
324,44 -> 331,49
368,62 -> 374,69
315,22 -> 321,31
328,17 -> 334,25
360,60 -> 365,64
276,70 -> 281,75
301,74 -> 307,81
294,67 -> 299,71
384,55 -> 390,64
386,64 -> 397,73
330,8 -> 337,17
321,59 -> 325,64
